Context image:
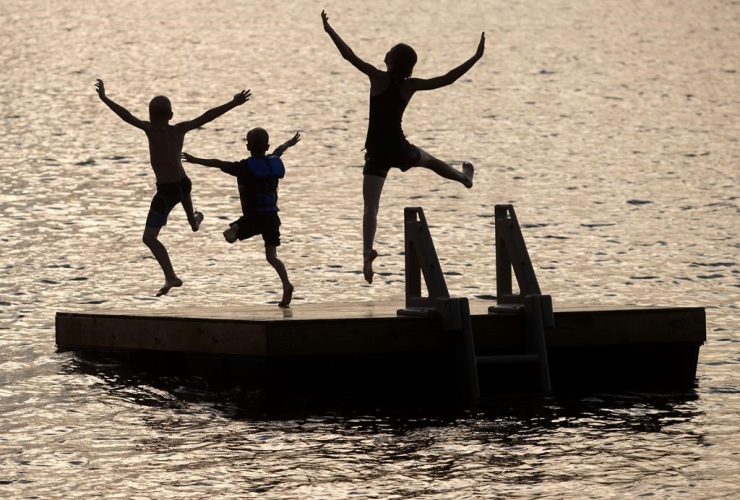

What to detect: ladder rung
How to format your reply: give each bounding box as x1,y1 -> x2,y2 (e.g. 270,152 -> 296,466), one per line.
477,353 -> 540,365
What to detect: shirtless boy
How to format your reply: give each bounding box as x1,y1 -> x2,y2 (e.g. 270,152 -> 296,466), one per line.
95,79 -> 250,295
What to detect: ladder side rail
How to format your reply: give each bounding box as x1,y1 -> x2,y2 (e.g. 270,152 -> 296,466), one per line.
412,223 -> 449,300
500,206 -> 542,298
400,207 -> 450,314
495,206 -> 513,299
437,297 -> 480,399
524,295 -> 552,395
404,208 -> 423,303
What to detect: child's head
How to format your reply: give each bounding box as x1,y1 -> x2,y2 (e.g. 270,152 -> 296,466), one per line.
246,127 -> 270,157
385,43 -> 417,80
149,96 -> 173,122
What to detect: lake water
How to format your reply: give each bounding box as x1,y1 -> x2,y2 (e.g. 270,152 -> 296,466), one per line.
1,0 -> 738,498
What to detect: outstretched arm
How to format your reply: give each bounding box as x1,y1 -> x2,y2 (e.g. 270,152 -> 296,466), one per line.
321,10 -> 384,79
95,79 -> 149,130
272,132 -> 301,157
177,90 -> 251,132
407,33 -> 485,92
181,152 -> 232,170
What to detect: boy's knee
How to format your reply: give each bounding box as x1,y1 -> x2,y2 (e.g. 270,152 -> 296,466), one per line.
265,247 -> 279,265
142,232 -> 158,246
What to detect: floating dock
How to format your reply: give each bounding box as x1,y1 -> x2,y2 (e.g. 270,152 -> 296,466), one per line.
55,300 -> 705,397
56,205 -> 706,398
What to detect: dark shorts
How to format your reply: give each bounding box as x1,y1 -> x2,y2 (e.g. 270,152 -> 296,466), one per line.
363,143 -> 421,178
232,212 -> 281,247
146,176 -> 192,228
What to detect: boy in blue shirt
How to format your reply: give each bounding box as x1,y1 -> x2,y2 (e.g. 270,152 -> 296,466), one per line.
183,129 -> 300,307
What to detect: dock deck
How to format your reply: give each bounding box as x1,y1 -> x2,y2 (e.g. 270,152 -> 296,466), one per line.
56,301 -> 706,397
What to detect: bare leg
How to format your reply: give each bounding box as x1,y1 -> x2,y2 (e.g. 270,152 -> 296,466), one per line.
181,194 -> 203,231
363,174 -> 385,284
416,148 -> 474,188
266,245 -> 293,307
142,226 -> 182,296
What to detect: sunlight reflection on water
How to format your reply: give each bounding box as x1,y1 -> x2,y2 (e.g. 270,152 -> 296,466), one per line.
0,0 -> 739,498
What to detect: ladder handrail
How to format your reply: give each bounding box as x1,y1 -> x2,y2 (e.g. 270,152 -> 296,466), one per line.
399,207 -> 450,313
494,204 -> 543,306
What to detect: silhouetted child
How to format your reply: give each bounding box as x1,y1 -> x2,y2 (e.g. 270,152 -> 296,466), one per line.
182,129 -> 300,307
321,11 -> 485,284
95,79 -> 250,296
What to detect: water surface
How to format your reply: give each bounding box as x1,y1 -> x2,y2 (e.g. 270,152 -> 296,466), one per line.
1,0 -> 738,498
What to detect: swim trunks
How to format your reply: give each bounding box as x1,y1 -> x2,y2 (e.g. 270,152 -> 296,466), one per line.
231,212 -> 281,247
145,176 -> 192,228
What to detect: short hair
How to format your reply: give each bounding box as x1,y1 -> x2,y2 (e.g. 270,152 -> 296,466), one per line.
389,43 -> 417,80
247,127 -> 270,153
148,96 -> 172,121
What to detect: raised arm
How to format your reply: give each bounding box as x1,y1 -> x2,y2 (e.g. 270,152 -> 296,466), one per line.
407,33 -> 485,92
271,132 -> 301,157
321,10 -> 384,79
176,90 -> 251,132
95,79 -> 149,130
181,152 -> 232,170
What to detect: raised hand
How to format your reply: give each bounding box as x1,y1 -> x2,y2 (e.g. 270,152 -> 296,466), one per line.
233,89 -> 252,105
95,79 -> 106,98
286,132 -> 301,147
321,10 -> 331,31
475,32 -> 486,60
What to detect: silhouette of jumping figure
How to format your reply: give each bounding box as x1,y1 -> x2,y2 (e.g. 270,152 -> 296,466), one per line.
321,10 -> 484,284
95,79 -> 250,296
182,130 -> 300,308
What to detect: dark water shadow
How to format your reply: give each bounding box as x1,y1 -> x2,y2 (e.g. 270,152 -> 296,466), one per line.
63,351 -> 704,441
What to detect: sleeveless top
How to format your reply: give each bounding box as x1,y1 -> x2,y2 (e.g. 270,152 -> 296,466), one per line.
364,78 -> 411,155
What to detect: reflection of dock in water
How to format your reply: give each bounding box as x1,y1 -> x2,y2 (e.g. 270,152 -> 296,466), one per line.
55,206 -> 706,397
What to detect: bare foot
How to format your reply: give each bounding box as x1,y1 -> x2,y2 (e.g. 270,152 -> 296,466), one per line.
191,211 -> 204,232
156,277 -> 183,297
278,283 -> 294,308
462,163 -> 474,189
223,225 -> 238,244
363,249 -> 378,284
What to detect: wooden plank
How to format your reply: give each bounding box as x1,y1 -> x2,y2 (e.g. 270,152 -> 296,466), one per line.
56,314 -> 267,355
546,307 -> 706,346
55,301 -> 706,358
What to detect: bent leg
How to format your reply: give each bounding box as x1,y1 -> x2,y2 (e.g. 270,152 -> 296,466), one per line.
265,245 -> 293,307
181,194 -> 203,232
363,174 -> 385,284
142,226 -> 182,296
416,148 -> 474,188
